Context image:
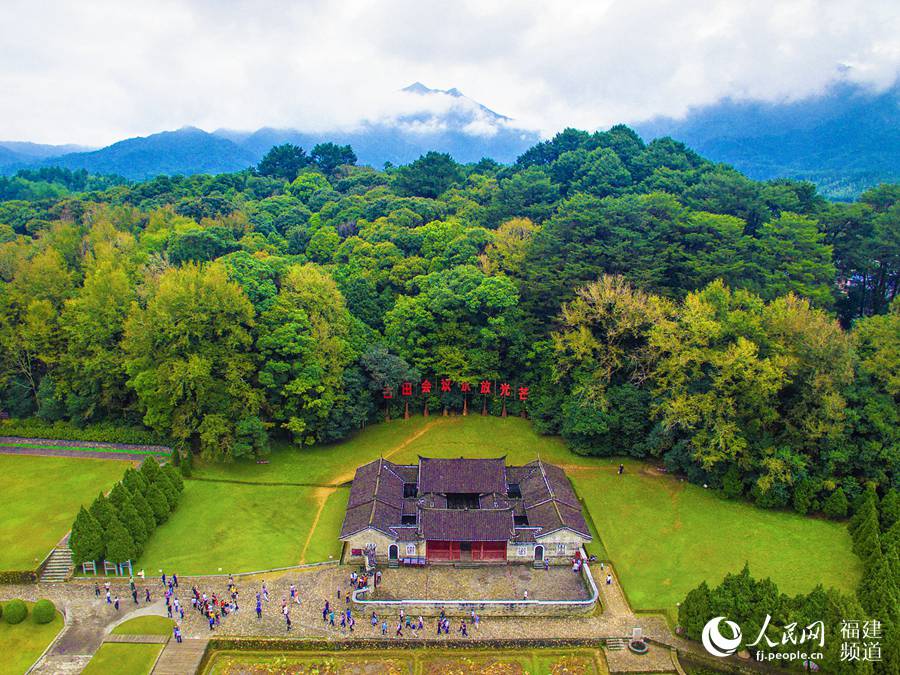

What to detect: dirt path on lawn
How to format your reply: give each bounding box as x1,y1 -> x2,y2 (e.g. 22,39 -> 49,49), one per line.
299,486 -> 336,564
332,418 -> 443,485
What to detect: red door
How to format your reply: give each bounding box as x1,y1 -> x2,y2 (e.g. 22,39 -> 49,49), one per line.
426,540 -> 460,561
472,541 -> 507,561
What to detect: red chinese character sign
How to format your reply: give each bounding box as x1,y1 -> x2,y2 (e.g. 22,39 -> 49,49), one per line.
379,376 -> 529,422
498,383 -> 511,417
421,380 -> 432,417
401,381 -> 412,419
460,381 -> 471,416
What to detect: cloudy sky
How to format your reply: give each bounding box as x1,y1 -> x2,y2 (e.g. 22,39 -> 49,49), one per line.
1,0 -> 898,146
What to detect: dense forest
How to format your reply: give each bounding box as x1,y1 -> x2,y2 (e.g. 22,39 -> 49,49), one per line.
0,127 -> 897,516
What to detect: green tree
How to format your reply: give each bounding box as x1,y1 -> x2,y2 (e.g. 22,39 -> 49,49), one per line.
823,488 -> 849,519
257,264 -> 356,444
393,152 -> 463,198
89,493 -> 115,530
130,489 -> 156,535
311,143 -> 357,176
256,144 -> 309,181
123,263 -> 261,459
104,515 -> 136,563
69,506 -> 104,565
145,482 -> 170,525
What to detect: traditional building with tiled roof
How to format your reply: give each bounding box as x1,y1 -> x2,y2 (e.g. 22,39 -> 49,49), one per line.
340,456 -> 592,565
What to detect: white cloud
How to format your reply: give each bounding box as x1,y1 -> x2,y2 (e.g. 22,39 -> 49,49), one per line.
0,0 -> 897,145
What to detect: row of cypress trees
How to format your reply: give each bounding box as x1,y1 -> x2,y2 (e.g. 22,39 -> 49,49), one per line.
69,456 -> 183,565
850,488 -> 900,629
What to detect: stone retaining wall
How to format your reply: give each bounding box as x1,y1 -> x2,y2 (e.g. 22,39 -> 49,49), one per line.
351,550 -> 599,617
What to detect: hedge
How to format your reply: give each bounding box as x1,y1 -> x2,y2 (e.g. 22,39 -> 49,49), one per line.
0,419 -> 168,445
32,599 -> 56,624
3,599 -> 27,624
0,571 -> 38,584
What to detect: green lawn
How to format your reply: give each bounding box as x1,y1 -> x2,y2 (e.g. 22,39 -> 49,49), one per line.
135,481 -> 327,575
111,615 -> 174,636
10,415 -> 852,621
81,643 -> 163,675
570,459 -> 861,616
0,455 -> 127,570
184,417 -> 861,618
0,601 -> 64,675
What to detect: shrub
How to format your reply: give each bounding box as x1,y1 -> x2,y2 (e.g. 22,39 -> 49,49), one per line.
3,599 -> 27,624
0,418 -> 167,445
32,599 -> 56,624
180,450 -> 193,478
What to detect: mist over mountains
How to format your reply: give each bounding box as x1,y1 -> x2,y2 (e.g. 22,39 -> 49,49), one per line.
1,80 -> 897,199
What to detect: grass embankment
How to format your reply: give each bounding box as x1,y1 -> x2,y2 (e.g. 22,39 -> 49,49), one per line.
0,455 -> 128,570
0,600 -> 64,675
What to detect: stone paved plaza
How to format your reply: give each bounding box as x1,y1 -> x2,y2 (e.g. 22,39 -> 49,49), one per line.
371,563 -> 591,601
1,562 -> 699,673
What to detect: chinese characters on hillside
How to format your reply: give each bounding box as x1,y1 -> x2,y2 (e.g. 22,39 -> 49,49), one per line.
380,378 -> 530,421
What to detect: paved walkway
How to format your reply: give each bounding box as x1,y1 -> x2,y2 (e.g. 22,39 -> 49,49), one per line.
0,563 -> 717,674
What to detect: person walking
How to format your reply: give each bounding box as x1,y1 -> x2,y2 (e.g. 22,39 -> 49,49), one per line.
94,583 -> 100,598
114,596 -> 120,611
381,620 -> 387,636
106,589 -> 111,605
256,597 -> 262,619
606,573 -> 613,585
173,625 -> 182,643
284,606 -> 292,631
145,588 -> 151,603
329,610 -> 335,627
132,588 -> 138,604
172,572 -> 178,588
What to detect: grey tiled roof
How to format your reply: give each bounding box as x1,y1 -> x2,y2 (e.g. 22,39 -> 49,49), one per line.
418,457 -> 507,494
421,508 -> 514,541
340,456 -> 591,543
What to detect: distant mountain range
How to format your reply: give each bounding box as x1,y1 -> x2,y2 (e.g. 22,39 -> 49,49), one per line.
0,83 -> 540,181
635,80 -> 900,199
1,80 -> 897,199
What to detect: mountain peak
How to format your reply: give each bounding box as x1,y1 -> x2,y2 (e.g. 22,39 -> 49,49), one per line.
402,82 -> 465,98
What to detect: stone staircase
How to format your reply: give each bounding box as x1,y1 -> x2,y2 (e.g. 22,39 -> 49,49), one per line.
152,638 -> 208,675
605,637 -> 628,651
40,546 -> 73,582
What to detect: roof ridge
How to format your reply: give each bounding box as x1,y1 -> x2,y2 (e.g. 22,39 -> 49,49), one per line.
537,459 -> 566,532
368,458 -> 383,527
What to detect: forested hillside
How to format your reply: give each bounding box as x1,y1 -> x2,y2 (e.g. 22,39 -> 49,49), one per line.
0,127 -> 897,515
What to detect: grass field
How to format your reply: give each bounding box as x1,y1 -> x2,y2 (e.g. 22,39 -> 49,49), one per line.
0,415 -> 861,619
188,416 -> 860,616
136,481 -> 345,575
205,648 -> 609,674
111,616 -> 175,636
0,601 -> 64,675
81,643 -> 163,675
0,455 -> 127,570
569,461 -> 861,614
